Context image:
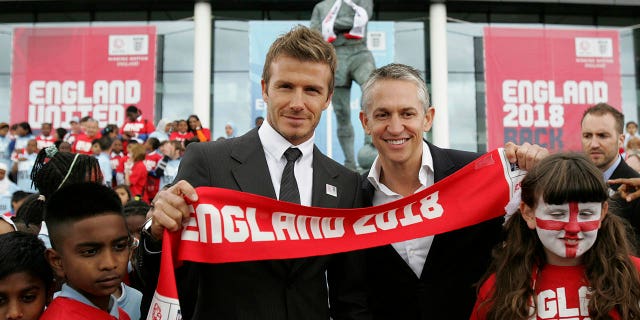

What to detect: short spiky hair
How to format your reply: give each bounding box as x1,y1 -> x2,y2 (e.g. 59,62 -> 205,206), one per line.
0,231 -> 53,291
124,200 -> 150,218
45,182 -> 124,249
362,63 -> 430,114
262,25 -> 337,93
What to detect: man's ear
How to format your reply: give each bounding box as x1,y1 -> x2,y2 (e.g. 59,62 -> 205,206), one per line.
45,248 -> 65,279
423,107 -> 435,132
520,202 -> 536,230
261,79 -> 268,102
359,111 -> 371,135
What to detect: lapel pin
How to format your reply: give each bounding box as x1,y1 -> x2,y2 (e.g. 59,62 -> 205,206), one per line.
326,184 -> 337,197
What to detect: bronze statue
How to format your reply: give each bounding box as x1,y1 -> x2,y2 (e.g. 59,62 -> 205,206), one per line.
311,0 -> 375,171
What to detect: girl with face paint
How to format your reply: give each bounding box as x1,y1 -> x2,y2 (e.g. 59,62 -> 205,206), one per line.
470,153 -> 640,320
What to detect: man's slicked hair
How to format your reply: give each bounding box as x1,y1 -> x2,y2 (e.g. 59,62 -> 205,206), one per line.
262,25 -> 337,93
581,103 -> 625,134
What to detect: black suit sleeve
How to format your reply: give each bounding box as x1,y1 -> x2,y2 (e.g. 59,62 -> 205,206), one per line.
138,142 -> 216,318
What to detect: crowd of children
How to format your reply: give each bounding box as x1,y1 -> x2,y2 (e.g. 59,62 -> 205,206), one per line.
0,105 -> 203,319
0,105 -> 204,218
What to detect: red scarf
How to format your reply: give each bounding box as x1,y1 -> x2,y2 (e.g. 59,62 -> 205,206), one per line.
146,148 -> 524,320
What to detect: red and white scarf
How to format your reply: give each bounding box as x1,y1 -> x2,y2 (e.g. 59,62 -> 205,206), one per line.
321,0 -> 369,43
146,148 -> 524,320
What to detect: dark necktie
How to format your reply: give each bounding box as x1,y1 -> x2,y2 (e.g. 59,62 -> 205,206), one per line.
279,147 -> 302,204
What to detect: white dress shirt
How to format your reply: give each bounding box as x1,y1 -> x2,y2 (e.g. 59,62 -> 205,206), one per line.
367,141 -> 434,277
603,154 -> 622,182
259,121 -> 314,206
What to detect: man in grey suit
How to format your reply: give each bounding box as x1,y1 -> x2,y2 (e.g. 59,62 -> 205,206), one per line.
138,26 -> 369,320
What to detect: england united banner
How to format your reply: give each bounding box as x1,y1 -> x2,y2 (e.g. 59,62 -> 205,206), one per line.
146,148 -> 525,320
10,26 -> 157,130
484,27 -> 621,152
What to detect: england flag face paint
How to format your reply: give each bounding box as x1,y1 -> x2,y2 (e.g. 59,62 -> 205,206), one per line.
533,198 -> 603,265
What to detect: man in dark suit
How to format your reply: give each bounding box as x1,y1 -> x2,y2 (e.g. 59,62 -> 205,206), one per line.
138,26 -> 369,320
581,103 -> 640,242
357,63 -> 547,319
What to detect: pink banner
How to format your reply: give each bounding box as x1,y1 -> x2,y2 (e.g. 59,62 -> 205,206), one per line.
11,26 -> 157,130
147,148 -> 525,320
484,27 -> 621,152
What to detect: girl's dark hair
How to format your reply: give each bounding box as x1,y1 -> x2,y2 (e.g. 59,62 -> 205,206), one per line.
55,128 -> 67,141
17,121 -> 32,135
11,190 -> 33,206
95,136 -> 113,152
146,137 -> 160,151
124,200 -> 150,217
187,114 -> 200,133
103,124 -> 119,135
0,231 -> 53,292
13,193 -> 45,233
480,153 -> 640,319
115,184 -> 132,202
31,148 -> 103,199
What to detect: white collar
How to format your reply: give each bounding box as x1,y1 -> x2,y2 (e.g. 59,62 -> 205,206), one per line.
367,140 -> 434,194
258,120 -> 315,162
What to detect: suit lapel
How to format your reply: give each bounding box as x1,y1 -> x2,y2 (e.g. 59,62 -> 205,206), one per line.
609,159 -> 640,191
311,146 -> 340,208
229,129 -> 287,275
230,129 -> 277,199
428,141 -> 456,183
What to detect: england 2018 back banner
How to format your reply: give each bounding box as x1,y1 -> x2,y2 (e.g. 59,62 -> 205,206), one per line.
484,27 -> 621,152
10,26 -> 157,130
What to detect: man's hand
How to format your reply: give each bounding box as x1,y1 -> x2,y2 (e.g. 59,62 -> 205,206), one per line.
148,180 -> 199,240
608,178 -> 640,202
504,142 -> 549,171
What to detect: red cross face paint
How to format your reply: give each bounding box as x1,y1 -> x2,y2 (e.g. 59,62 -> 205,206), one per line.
534,199 -> 603,265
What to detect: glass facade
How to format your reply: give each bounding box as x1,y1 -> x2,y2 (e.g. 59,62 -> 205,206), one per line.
1,3 -> 639,155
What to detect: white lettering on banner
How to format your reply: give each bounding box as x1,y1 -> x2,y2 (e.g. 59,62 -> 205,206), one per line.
27,80 -> 140,129
536,286 -> 590,319
181,204 -> 346,243
501,79 -> 610,149
181,191 -> 444,243
354,191 -> 444,235
502,80 -> 608,130
502,80 -> 607,105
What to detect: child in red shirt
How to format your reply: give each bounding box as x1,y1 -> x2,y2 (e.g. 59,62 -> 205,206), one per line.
471,153 -> 640,320
42,183 -> 131,320
169,119 -> 194,143
125,144 -> 148,202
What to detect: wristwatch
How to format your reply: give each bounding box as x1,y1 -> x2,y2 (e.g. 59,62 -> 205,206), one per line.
141,217 -> 162,252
